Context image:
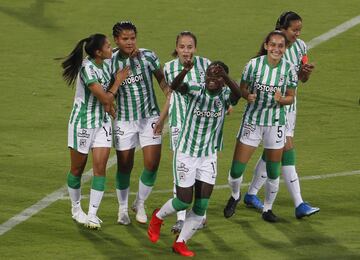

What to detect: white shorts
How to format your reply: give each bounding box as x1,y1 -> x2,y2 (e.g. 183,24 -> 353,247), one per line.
237,123 -> 285,149
285,111 -> 296,137
68,121 -> 112,154
173,150 -> 217,188
170,126 -> 181,151
113,116 -> 162,151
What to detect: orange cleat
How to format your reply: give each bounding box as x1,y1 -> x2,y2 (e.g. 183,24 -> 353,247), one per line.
147,208 -> 163,243
172,237 -> 195,257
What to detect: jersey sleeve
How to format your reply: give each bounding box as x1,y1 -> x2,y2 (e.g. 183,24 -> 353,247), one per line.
80,63 -> 99,87
223,87 -> 239,108
287,65 -> 298,89
143,50 -> 161,72
240,60 -> 253,84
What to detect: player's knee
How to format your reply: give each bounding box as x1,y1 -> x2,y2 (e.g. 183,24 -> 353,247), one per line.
192,198 -> 209,216
172,197 -> 191,211
230,160 -> 247,179
140,168 -> 157,187
266,161 -> 281,179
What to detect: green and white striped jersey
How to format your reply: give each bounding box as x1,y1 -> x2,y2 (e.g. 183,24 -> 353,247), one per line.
177,82 -> 236,157
111,48 -> 161,121
284,38 -> 307,113
69,58 -> 112,129
241,55 -> 298,126
163,56 -> 211,128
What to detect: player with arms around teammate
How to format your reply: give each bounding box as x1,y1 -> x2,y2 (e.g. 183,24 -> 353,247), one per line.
224,30 -> 298,222
157,31 -> 211,233
61,34 -> 129,229
243,11 -> 319,219
148,61 -> 241,257
111,21 -> 170,225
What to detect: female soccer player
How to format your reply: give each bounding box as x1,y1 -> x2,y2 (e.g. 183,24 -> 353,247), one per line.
61,33 -> 129,229
243,11 -> 319,219
148,61 -> 241,257
162,31 -> 211,233
111,21 -> 170,225
223,30 -> 298,222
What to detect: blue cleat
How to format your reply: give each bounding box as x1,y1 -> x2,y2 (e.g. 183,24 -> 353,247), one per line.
295,202 -> 320,219
244,193 -> 264,210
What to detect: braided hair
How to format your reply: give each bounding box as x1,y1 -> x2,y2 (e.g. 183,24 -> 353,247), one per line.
60,33 -> 107,86
275,11 -> 302,30
112,21 -> 137,37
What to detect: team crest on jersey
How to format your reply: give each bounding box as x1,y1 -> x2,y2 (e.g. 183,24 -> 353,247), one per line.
215,99 -> 223,109
279,75 -> 285,85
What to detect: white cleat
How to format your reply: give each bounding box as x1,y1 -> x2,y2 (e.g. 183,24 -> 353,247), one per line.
117,207 -> 131,225
132,199 -> 147,224
86,214 -> 103,229
71,206 -> 87,224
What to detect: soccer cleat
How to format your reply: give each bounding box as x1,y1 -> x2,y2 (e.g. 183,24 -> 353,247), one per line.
86,214 -> 103,229
71,206 -> 87,224
197,217 -> 207,230
172,237 -> 195,257
117,207 -> 131,225
295,202 -> 320,219
171,220 -> 184,234
223,195 -> 241,218
132,198 -> 147,224
244,193 -> 264,210
262,210 -> 278,223
147,208 -> 163,243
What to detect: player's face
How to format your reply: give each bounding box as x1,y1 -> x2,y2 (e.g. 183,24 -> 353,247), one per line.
282,20 -> 302,43
205,66 -> 224,93
264,34 -> 286,63
176,35 -> 196,63
114,30 -> 137,55
99,38 -> 112,59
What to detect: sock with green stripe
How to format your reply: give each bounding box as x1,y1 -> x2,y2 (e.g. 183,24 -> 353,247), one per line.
67,171 -> 82,208
116,171 -> 131,210
156,197 -> 190,220
88,175 -> 106,216
263,161 -> 280,212
228,161 -> 246,200
138,169 -> 157,202
281,149 -> 303,207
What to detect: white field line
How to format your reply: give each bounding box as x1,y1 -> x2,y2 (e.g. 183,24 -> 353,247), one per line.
59,169 -> 360,199
1,15 -> 360,236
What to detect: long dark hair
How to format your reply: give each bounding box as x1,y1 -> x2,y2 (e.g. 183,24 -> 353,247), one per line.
59,34 -> 107,86
172,31 -> 197,57
255,30 -> 288,57
275,11 -> 302,30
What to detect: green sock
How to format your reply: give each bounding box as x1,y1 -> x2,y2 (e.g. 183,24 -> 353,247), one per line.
230,160 -> 247,178
116,171 -> 130,190
91,175 -> 106,191
140,168 -> 157,187
67,171 -> 81,189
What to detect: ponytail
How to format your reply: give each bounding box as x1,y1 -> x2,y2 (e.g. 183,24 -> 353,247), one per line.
60,37 -> 89,86
58,34 -> 107,86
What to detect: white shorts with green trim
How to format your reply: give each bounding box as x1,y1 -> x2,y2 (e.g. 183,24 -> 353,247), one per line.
68,121 -> 112,154
113,116 -> 162,151
237,123 -> 285,149
173,150 -> 217,188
